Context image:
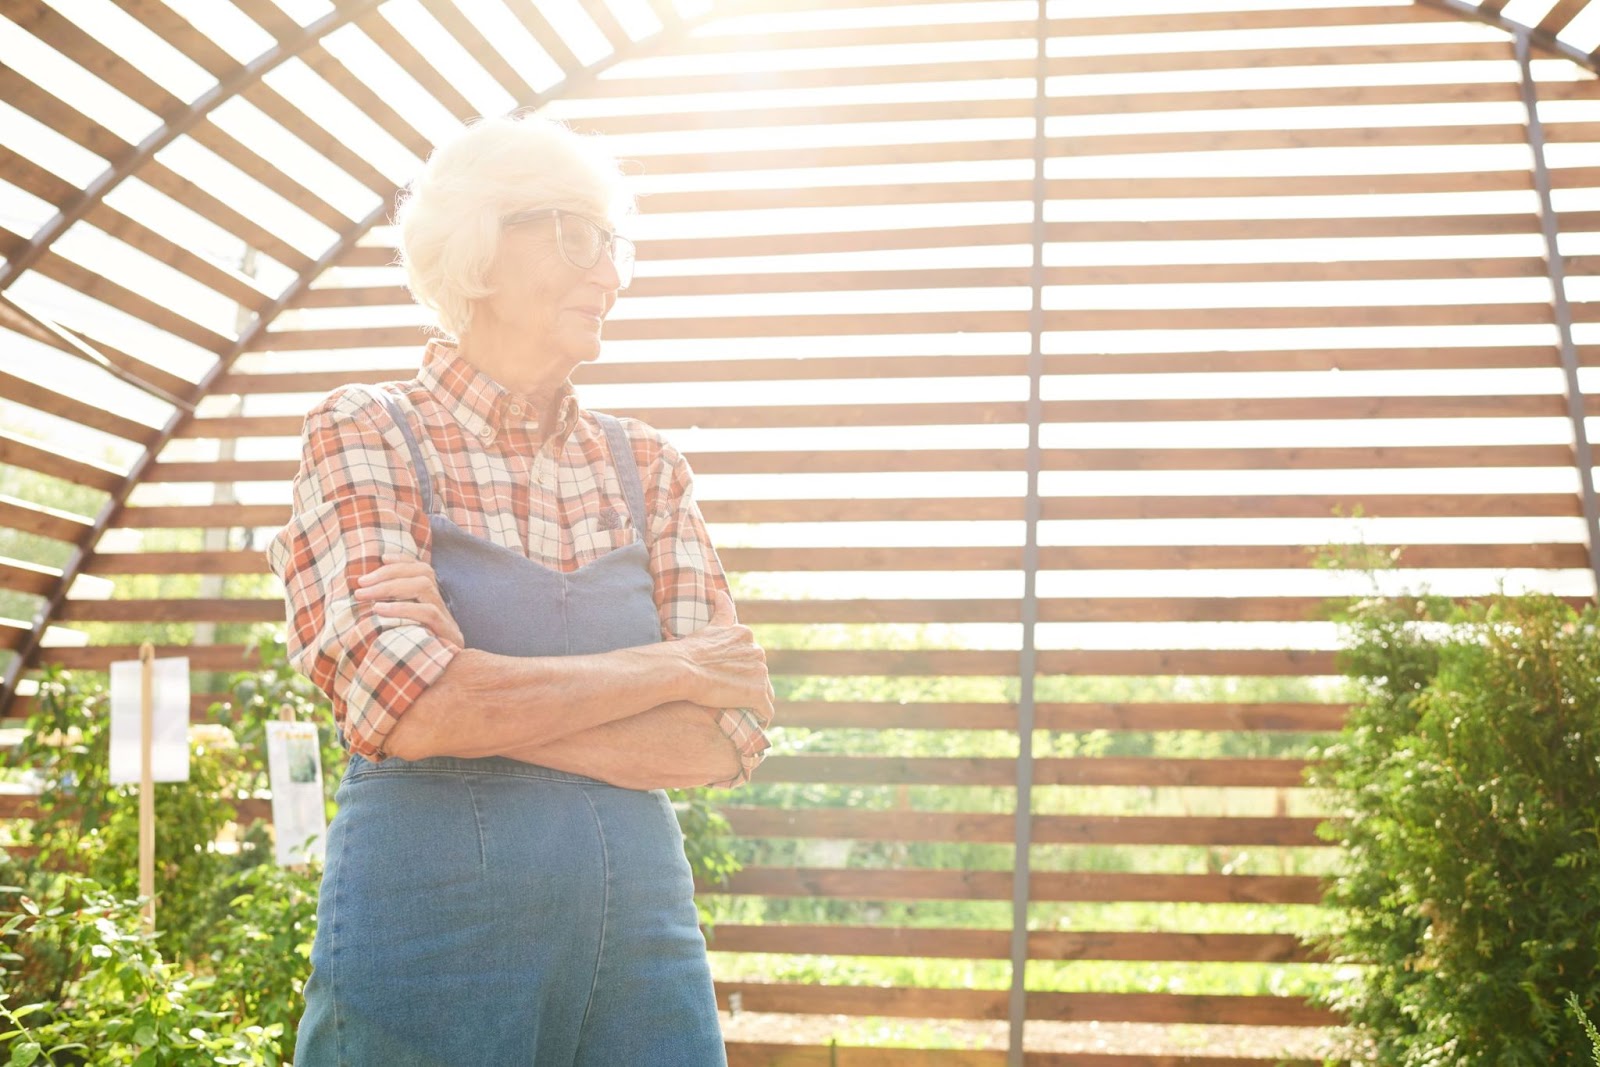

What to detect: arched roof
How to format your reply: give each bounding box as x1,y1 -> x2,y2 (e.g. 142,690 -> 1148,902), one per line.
3,0 -> 1599,713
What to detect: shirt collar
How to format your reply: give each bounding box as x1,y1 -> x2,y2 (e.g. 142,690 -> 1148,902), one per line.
417,339 -> 579,447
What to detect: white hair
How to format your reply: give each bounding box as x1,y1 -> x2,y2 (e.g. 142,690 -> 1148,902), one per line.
395,115 -> 633,339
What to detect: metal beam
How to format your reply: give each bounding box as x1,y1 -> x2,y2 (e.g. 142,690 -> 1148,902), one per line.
1007,1 -> 1049,1063
1517,31 -> 1600,597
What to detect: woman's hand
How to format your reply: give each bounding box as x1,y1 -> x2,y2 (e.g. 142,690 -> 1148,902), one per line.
354,555 -> 465,648
667,590 -> 774,723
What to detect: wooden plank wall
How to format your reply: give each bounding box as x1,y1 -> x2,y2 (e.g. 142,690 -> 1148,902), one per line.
3,1 -> 1599,1062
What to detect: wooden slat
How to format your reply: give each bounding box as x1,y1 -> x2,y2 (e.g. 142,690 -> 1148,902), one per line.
723,808 -> 1323,845
233,81 -> 398,199
0,431 -> 125,492
0,145 -> 78,204
210,347 -> 1569,397
82,202 -> 268,309
1037,445 -> 1580,473
0,557 -> 59,597
112,505 -> 291,529
1537,0 -> 1589,37
64,329 -> 198,402
86,551 -> 274,575
296,252 -> 1551,307
705,924 -> 1317,963
56,599 -> 283,623
772,701 -> 1348,733
706,867 -> 1325,905
575,82 -> 1516,138
32,253 -> 232,354
418,0 -> 545,102
756,756 -> 1308,788
1043,494 -> 1581,520
575,0 -> 630,53
511,4 -> 585,73
0,370 -> 158,444
1045,40 -> 1509,78
353,8 -> 478,121
712,982 -> 1335,1026
133,157 -> 315,272
1028,991 -> 1336,1027
0,494 -> 95,543
725,1046 -> 1004,1067
39,644 -> 259,671
299,43 -> 434,156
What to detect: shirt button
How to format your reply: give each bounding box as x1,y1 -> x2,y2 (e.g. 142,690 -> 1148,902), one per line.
508,402 -> 524,417
479,425 -> 494,442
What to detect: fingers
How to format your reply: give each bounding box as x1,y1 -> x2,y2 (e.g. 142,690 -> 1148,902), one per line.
371,600 -> 466,647
708,588 -> 738,628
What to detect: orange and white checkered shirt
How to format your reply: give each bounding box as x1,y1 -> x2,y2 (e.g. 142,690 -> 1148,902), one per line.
267,340 -> 768,788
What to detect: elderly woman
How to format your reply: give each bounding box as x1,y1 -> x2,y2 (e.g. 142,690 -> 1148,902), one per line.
268,115 -> 772,1066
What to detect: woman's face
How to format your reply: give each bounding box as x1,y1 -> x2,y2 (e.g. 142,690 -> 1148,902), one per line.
477,210 -> 622,375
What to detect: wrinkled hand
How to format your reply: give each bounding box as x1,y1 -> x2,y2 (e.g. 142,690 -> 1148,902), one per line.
354,555 -> 465,648
671,590 -> 773,724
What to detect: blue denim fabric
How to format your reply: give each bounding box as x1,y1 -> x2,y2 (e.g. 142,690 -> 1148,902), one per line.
294,395 -> 725,1065
295,756 -> 725,1066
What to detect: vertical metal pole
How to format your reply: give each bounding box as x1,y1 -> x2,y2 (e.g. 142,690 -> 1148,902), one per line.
1518,32 -> 1600,597
1007,1 -> 1050,1062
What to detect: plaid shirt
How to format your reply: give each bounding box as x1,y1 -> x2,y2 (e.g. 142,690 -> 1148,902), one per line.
267,340 -> 769,788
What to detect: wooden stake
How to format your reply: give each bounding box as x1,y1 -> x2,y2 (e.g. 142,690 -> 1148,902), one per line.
138,641 -> 155,933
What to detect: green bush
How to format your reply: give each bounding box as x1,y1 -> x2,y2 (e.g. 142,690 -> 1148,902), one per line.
1313,592 -> 1600,1064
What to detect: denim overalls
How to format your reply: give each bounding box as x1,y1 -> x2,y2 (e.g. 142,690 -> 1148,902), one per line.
293,394 -> 726,1066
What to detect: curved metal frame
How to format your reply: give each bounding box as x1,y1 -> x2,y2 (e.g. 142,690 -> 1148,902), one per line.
0,7 -> 708,713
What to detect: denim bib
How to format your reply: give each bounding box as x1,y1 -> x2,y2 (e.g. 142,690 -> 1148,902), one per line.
377,393 -> 663,657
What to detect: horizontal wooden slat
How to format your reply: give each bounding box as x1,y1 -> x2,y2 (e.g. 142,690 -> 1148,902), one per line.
723,808 -> 1323,845
706,867 -> 1325,904
56,598 -> 284,623
0,494 -> 95,542
774,701 -> 1348,733
706,924 -> 1318,963
576,80 -> 1509,139
757,756 -> 1308,788
712,982 -> 1335,1025
0,370 -> 159,444
725,1050 -> 1319,1067
38,644 -> 259,671
0,557 -> 59,597
0,431 -> 125,492
212,346 -> 1571,390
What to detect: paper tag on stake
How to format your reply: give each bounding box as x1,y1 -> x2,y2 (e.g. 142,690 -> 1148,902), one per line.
265,720 -> 328,866
109,657 -> 190,784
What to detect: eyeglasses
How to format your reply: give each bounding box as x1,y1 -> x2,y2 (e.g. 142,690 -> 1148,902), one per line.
503,208 -> 635,289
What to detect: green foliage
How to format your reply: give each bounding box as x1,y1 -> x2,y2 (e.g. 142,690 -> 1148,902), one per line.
1312,592 -> 1600,1065
0,875 -> 284,1065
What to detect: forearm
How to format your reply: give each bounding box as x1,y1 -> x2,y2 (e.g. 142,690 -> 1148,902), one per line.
384,644 -> 688,760
498,701 -> 740,790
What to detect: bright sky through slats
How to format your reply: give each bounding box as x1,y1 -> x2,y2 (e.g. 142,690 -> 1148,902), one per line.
2,0 -> 1599,653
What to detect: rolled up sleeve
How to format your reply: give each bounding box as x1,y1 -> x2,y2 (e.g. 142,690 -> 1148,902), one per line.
636,428 -> 771,788
267,390 -> 459,760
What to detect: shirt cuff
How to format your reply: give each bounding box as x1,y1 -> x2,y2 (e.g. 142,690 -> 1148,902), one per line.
704,706 -> 770,789
343,627 -> 460,761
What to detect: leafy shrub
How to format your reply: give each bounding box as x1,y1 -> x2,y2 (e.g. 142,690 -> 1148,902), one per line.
1,874 -> 283,1066
1313,592 -> 1600,1064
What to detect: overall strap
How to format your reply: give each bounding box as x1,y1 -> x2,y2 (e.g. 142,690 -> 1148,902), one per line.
594,412 -> 649,545
375,391 -> 436,516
